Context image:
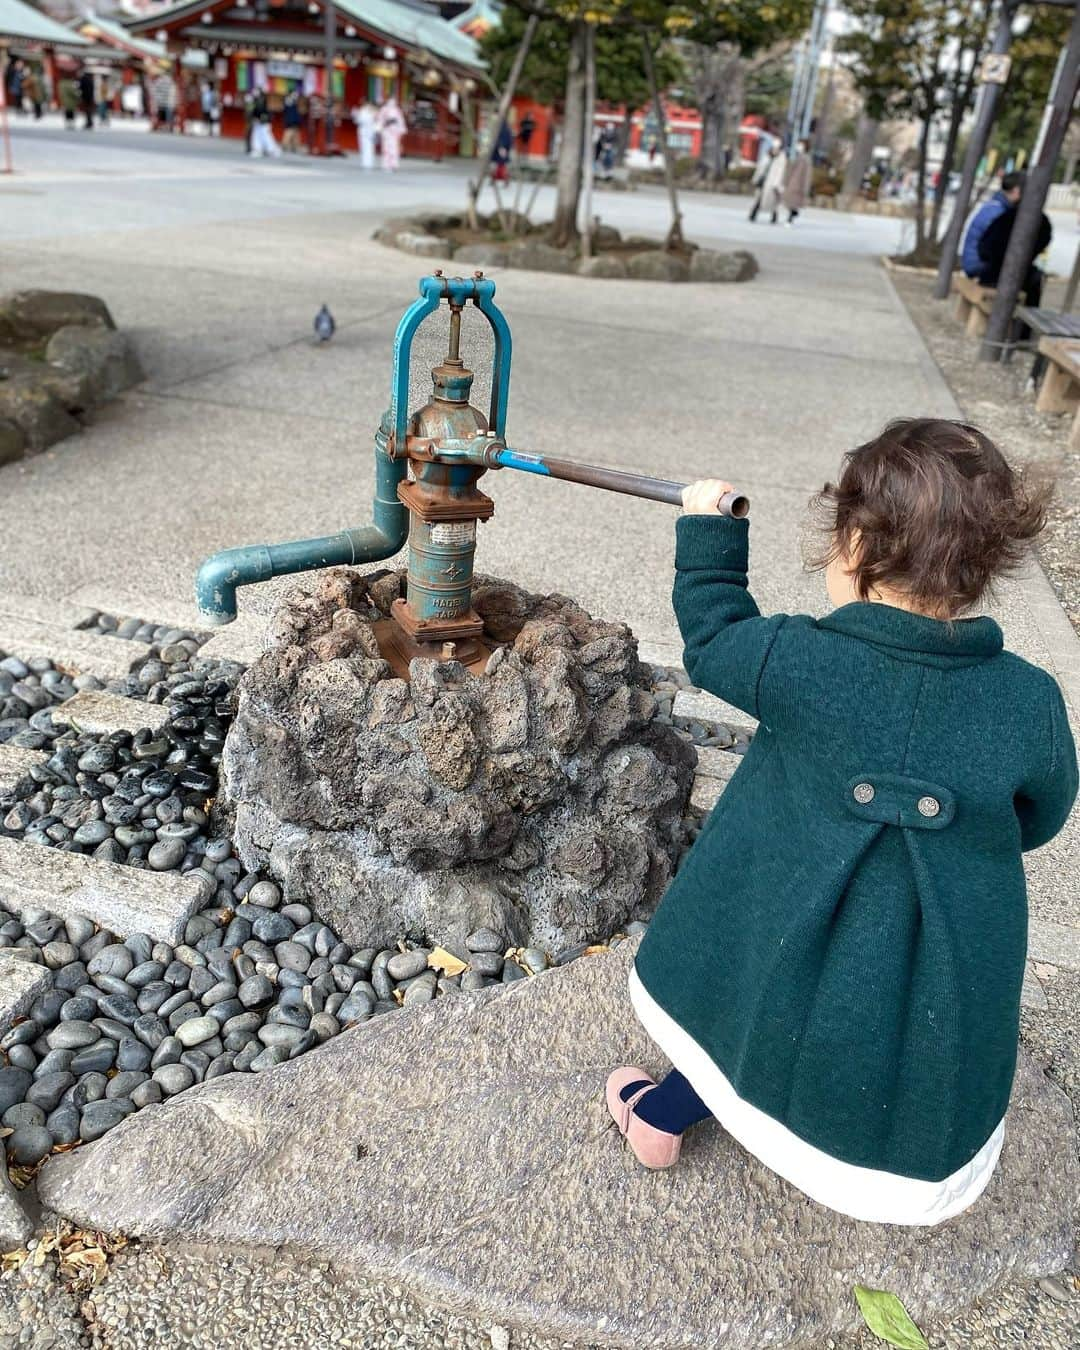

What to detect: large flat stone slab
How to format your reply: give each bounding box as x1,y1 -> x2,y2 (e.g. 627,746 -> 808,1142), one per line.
0,617 -> 149,682
1028,917 -> 1080,973
0,838 -> 209,944
52,691 -> 167,737
38,945 -> 1078,1349
0,744 -> 46,795
0,951 -> 52,1034
0,1170 -> 32,1250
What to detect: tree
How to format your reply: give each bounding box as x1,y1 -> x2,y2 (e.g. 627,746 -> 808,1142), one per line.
679,40 -> 795,180
990,5 -> 1074,163
483,1 -> 812,245
676,0 -> 811,180
480,2 -> 682,244
841,1 -> 994,260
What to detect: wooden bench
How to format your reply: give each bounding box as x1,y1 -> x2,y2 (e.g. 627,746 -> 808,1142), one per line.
952,275 -> 996,337
1035,338 -> 1080,449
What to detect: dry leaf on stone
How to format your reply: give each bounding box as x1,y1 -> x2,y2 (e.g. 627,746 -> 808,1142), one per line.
854,1285 -> 929,1350
584,945 -> 609,956
428,947 -> 468,977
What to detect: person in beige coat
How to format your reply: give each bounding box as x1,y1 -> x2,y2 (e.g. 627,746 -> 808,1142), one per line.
749,140 -> 787,224
783,138 -> 813,225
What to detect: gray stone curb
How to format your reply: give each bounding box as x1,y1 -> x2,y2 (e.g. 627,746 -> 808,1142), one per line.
0,837 -> 210,945
0,744 -> 46,796
0,616 -> 149,683
51,690 -> 167,736
0,950 -> 52,1035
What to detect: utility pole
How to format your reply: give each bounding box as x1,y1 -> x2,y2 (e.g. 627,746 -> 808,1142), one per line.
932,1 -> 1016,300
323,0 -> 336,154
798,0 -> 830,142
980,0 -> 1080,359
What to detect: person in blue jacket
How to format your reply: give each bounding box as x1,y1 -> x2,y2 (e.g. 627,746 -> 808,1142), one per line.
962,172 -> 1025,280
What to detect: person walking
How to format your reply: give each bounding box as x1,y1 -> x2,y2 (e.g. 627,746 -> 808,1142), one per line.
22,68 -> 43,120
248,88 -> 281,158
78,66 -> 95,130
518,110 -> 536,159
783,137 -> 812,225
58,74 -> 79,130
282,88 -> 302,153
377,96 -> 406,171
4,59 -> 24,115
200,80 -> 219,136
749,138 -> 787,223
151,66 -> 175,132
597,123 -> 617,179
353,99 -> 377,168
96,73 -> 112,126
490,118 -> 512,183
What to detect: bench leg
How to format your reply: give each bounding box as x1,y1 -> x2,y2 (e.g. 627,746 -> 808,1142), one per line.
966,307 -> 989,338
1035,361 -> 1076,415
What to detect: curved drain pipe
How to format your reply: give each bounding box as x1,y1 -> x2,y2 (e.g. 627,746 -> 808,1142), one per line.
194,415 -> 407,625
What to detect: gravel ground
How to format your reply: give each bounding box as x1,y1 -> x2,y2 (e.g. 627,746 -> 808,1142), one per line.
891,269 -> 1080,635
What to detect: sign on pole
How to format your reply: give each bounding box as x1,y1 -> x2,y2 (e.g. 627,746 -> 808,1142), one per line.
978,53 -> 1012,85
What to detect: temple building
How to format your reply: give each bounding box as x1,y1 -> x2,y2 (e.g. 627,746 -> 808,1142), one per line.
124,0 -> 484,155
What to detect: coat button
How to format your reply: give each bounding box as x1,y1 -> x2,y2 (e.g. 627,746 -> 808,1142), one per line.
917,796 -> 941,818
853,782 -> 875,804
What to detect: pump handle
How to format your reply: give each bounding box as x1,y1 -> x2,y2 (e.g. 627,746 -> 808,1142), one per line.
490,448 -> 749,518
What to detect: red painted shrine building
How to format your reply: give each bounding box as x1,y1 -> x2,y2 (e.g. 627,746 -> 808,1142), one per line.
125,0 -> 485,156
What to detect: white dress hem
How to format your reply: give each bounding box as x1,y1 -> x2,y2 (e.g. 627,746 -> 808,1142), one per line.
628,965 -> 1004,1226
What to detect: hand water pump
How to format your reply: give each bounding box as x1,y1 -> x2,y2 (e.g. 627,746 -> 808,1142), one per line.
194,273 -> 747,673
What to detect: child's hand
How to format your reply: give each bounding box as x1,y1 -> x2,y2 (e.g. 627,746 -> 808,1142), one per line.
681,479 -> 740,515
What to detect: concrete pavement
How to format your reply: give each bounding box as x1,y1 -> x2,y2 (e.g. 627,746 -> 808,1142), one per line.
2,125 -> 1080,1350
2,126 -> 1077,965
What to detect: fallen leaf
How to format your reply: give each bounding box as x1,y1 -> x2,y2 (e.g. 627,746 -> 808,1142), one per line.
584,945 -> 609,956
427,946 -> 468,977
854,1285 -> 929,1350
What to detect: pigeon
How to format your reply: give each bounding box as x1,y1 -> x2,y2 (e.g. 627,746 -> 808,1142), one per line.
314,304 -> 335,343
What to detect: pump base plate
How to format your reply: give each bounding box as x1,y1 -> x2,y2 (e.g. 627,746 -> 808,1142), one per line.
372,617 -> 500,678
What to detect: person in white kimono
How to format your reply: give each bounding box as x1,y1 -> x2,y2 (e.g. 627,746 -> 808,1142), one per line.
353,100 -> 377,169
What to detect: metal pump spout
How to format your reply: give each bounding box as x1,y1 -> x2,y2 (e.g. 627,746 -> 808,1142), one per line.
194,413 -> 407,625
193,274 -> 510,628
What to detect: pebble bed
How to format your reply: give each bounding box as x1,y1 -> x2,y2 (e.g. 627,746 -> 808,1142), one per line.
0,629 -> 743,1161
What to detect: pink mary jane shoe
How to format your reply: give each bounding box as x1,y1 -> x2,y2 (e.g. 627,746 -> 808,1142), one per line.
605,1066 -> 682,1170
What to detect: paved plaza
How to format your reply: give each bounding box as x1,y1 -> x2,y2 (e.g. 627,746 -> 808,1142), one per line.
1,126 -> 1079,1346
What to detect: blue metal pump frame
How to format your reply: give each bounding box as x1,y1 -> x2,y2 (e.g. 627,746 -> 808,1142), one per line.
194,275 -> 513,626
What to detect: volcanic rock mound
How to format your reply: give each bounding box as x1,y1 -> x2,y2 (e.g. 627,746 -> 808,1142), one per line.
225,568 -> 695,951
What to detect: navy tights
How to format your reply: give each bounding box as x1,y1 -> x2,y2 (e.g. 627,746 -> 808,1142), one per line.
619,1069 -> 712,1135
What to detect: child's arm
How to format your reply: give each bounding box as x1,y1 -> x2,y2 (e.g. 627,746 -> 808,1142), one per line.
1015,680 -> 1078,852
674,481 -> 786,722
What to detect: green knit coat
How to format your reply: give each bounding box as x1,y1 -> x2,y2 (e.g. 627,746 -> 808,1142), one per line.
634,516 -> 1078,1182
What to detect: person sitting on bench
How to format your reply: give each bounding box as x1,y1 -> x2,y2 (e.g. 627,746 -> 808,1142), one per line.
962,170 -> 1052,307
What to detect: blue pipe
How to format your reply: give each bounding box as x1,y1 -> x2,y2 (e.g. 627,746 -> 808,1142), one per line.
194,415 -> 407,624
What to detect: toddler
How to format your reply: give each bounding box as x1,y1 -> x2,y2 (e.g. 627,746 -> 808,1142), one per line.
607,418 -> 1077,1225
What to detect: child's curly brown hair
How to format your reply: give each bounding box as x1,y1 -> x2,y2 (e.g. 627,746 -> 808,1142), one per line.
811,418 -> 1048,616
